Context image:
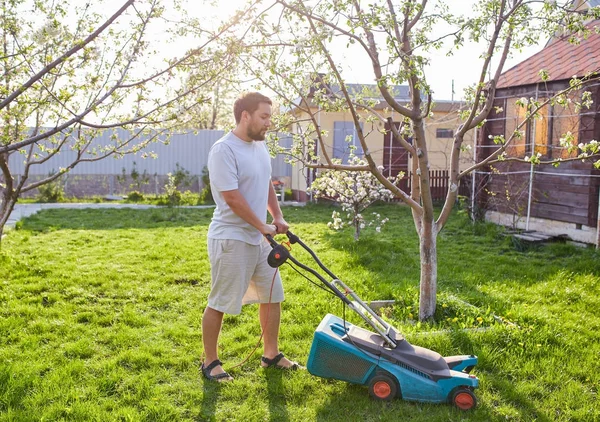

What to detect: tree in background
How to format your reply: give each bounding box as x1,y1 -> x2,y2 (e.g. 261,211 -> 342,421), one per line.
178,79 -> 240,130
309,155 -> 396,240
0,0 -> 249,241
236,0 -> 600,320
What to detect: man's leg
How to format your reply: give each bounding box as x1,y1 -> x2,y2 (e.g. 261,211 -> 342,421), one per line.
259,302 -> 296,368
203,239 -> 251,380
202,306 -> 229,377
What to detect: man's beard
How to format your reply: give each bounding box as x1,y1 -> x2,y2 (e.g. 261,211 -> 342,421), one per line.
247,126 -> 267,141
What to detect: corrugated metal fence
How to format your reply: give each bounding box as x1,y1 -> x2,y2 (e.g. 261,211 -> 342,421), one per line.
7,128 -> 293,197
8,129 -> 292,178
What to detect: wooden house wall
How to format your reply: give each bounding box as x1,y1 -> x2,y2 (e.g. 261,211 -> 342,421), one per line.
480,82 -> 600,227
485,161 -> 599,226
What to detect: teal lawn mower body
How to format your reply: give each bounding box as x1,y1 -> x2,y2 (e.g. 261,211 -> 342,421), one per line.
266,232 -> 479,410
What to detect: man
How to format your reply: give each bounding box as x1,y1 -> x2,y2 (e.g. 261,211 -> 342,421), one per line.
201,92 -> 301,382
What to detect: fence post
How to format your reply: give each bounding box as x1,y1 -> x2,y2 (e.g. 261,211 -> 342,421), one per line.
471,127 -> 478,221
596,186 -> 600,249
525,164 -> 535,231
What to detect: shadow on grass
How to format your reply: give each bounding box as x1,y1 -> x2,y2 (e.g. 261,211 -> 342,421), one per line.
198,380 -> 223,422
313,382 -> 372,422
485,377 -> 554,422
317,211 -> 600,315
263,369 -> 290,422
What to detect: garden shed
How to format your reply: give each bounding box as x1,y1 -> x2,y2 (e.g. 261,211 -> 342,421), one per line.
478,20 -> 600,243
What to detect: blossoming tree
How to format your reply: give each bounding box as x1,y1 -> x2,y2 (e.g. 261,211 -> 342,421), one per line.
229,0 -> 600,320
0,0 -> 248,242
309,155 -> 396,240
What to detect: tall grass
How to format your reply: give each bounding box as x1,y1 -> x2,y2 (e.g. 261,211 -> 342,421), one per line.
0,204 -> 598,421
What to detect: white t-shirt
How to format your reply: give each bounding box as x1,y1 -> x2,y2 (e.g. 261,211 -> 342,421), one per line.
207,131 -> 272,245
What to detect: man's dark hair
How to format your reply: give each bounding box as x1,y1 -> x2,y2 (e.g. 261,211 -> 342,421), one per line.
233,92 -> 272,124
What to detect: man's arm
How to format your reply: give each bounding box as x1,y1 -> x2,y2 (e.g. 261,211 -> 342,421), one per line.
221,189 -> 276,236
267,182 -> 289,234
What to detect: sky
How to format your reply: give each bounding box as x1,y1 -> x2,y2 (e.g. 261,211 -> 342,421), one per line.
179,0 -> 546,102
110,0 -> 546,102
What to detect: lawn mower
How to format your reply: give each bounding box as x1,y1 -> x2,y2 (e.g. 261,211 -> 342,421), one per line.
265,231 -> 479,410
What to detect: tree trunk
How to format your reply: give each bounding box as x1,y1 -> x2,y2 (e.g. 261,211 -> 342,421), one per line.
418,218 -> 437,320
0,152 -> 17,246
353,203 -> 361,241
354,218 -> 360,241
0,190 -> 17,246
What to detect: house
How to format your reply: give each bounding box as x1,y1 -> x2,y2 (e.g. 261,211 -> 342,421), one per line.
478,18 -> 600,243
284,79 -> 474,202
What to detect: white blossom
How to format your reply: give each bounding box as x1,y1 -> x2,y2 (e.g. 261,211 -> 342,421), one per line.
308,154 -> 395,239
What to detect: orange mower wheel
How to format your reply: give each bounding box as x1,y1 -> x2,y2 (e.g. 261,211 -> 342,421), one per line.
451,388 -> 477,410
368,373 -> 398,401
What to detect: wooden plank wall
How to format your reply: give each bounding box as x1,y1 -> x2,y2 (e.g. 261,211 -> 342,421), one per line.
484,161 -> 599,226
480,82 -> 600,228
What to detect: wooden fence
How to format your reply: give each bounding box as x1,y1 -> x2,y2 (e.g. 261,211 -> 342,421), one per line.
393,170 -> 471,202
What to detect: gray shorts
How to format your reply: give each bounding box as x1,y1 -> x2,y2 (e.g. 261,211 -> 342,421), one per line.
207,238 -> 284,315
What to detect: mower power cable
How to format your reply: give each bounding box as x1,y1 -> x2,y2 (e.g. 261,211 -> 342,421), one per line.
273,234 -> 382,362
229,266 -> 280,371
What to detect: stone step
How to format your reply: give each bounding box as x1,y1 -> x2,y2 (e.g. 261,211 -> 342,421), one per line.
513,231 -> 568,243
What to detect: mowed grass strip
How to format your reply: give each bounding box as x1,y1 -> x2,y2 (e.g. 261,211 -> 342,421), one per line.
0,204 -> 599,421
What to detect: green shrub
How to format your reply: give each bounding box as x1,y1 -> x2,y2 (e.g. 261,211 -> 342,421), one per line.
172,163 -> 194,190
180,191 -> 201,206
118,162 -> 150,191
36,179 -> 65,203
200,166 -> 213,204
126,191 -> 145,202
162,173 -> 181,207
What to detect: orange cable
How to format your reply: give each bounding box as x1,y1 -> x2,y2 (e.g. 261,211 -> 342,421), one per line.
229,266 -> 279,370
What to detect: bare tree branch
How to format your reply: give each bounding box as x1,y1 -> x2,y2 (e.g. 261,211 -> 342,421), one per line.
0,0 -> 135,111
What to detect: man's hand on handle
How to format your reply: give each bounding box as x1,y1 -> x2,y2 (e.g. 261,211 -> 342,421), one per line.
272,217 -> 289,234
261,224 -> 278,237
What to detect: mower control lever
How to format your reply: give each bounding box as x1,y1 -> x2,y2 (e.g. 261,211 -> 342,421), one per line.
285,230 -> 299,244
265,234 -> 290,268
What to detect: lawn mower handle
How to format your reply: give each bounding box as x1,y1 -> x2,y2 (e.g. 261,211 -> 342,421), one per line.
266,231 -> 337,280
265,231 -> 399,348
264,232 -> 351,306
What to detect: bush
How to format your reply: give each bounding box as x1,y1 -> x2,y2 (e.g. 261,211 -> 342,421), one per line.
118,162 -> 150,192
167,190 -> 182,207
161,166 -> 201,207
37,179 -> 65,203
172,163 -> 195,190
200,166 -> 213,204
180,191 -> 201,206
126,191 -> 144,202
162,173 -> 182,207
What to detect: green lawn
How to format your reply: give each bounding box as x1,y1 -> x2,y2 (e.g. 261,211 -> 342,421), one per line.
0,204 -> 598,421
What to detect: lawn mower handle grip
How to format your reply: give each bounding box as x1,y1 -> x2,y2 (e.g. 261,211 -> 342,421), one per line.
285,230 -> 299,244
264,231 -> 299,246
264,234 -> 278,247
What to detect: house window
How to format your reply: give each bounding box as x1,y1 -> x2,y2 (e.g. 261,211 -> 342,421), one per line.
436,128 -> 454,138
333,121 -> 364,163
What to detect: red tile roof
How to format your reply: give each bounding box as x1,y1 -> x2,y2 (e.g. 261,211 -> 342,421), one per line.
498,22 -> 600,88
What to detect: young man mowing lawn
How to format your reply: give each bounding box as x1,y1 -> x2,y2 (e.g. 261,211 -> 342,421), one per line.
201,92 -> 302,382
